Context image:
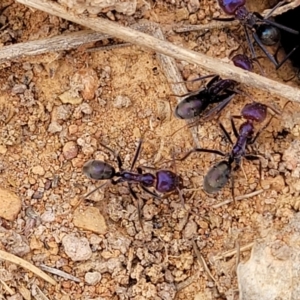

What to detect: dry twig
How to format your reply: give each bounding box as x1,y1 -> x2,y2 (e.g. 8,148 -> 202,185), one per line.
262,0 -> 300,16
16,0 -> 300,102
173,20 -> 239,33
40,264 -> 81,282
0,249 -> 57,285
212,189 -> 264,208
0,30 -> 109,64
213,242 -> 254,260
193,240 -> 216,282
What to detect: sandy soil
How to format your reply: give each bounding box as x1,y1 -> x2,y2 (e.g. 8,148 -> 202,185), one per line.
0,0 -> 299,299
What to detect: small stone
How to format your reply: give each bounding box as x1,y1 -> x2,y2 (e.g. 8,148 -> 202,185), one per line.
62,234 -> 92,261
0,189 -> 22,221
11,84 -> 27,94
183,220 -> 198,239
32,165 -> 45,176
187,0 -> 200,13
113,95 -> 132,108
63,141 -> 78,160
85,271 -> 101,285
73,207 -> 107,234
72,68 -> 99,101
59,90 -> 82,105
68,124 -> 78,135
48,122 -> 62,133
0,145 -> 7,154
261,175 -> 285,192
175,8 -> 189,21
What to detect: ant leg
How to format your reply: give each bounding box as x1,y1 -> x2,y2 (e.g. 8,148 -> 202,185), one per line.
252,32 -> 279,67
202,93 -> 235,121
264,1 -> 286,19
130,140 -> 143,171
177,148 -> 226,162
127,183 -> 143,230
100,143 -> 123,170
231,174 -> 236,205
239,159 -> 248,181
249,113 -> 276,145
263,18 -> 299,35
244,26 -> 257,60
276,46 -> 300,70
219,122 -> 234,144
84,182 -> 109,199
245,154 -> 262,186
230,115 -> 244,138
141,185 -> 162,199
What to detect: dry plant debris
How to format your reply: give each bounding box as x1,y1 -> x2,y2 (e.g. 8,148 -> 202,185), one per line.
0,0 -> 299,299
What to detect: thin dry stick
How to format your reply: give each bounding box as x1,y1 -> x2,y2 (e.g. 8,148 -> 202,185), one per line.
173,20 -> 239,33
40,264 -> 81,282
148,23 -> 200,146
263,0 -> 300,16
0,30 -> 109,64
0,249 -> 57,285
16,0 -> 300,103
193,240 -> 216,282
212,189 -> 264,208
213,242 -> 254,260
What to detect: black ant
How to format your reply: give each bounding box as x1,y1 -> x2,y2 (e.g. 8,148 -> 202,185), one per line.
82,140 -> 183,226
216,0 -> 299,69
174,74 -> 238,120
177,101 -> 282,200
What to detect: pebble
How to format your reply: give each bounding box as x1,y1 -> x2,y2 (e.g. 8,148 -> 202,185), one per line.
31,165 -> 45,176
0,189 -> 22,221
73,68 -> 99,100
11,84 -> 27,94
188,0 -> 200,13
85,271 -> 101,285
183,220 -> 198,239
48,122 -> 62,133
63,141 -> 78,160
58,90 -> 82,105
68,124 -> 78,135
62,234 -> 92,261
175,7 -> 189,21
73,207 -> 107,234
113,95 -> 132,108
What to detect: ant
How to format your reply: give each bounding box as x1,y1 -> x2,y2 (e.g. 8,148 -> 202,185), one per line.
82,140 -> 183,226
177,101 -> 281,201
216,0 -> 299,69
174,74 -> 238,121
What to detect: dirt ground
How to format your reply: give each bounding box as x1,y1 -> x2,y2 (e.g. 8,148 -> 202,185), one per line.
0,0 -> 300,299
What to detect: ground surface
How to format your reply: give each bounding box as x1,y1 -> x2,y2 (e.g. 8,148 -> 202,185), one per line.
0,0 -> 300,299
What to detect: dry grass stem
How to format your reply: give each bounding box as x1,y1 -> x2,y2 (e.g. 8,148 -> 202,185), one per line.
193,240 -> 216,282
173,20 -> 239,33
0,30 -> 109,64
262,0 -> 300,16
212,189 -> 264,208
0,249 -> 57,285
40,264 -> 81,282
16,0 -> 300,102
213,242 -> 254,260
